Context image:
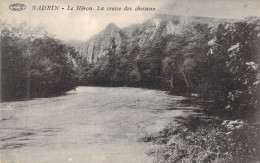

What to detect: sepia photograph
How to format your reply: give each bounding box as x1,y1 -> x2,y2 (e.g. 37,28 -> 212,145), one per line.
0,0 -> 260,162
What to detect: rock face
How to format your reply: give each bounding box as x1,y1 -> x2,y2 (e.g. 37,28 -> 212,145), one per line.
78,23 -> 121,63
78,14 -> 235,63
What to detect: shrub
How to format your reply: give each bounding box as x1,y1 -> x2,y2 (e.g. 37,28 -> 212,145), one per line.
141,115 -> 260,163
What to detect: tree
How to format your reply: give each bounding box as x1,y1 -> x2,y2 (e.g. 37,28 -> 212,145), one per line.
209,19 -> 260,114
1,23 -> 77,101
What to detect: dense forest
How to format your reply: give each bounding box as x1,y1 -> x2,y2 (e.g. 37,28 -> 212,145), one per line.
1,23 -> 78,101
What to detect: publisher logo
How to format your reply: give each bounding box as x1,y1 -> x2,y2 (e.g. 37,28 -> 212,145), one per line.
9,3 -> 26,11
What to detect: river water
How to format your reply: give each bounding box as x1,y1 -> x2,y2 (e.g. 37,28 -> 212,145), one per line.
0,87 -> 187,163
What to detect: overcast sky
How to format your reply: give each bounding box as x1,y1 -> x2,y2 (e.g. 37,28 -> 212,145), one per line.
0,0 -> 259,41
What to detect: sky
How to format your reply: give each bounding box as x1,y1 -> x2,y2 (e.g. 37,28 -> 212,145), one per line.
0,0 -> 259,41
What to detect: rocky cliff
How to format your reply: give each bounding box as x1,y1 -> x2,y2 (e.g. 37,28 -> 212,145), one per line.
78,14 -> 235,63
78,23 -> 121,63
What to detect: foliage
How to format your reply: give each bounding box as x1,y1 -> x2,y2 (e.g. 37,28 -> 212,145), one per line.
140,115 -> 260,163
209,19 -> 260,114
1,24 -> 78,101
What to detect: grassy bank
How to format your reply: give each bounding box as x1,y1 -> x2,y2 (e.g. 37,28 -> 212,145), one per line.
139,99 -> 260,163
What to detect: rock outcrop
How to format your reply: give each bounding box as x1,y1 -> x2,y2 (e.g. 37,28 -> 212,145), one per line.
78,14 -> 235,63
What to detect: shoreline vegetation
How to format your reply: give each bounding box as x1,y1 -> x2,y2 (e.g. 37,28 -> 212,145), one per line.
1,15 -> 259,162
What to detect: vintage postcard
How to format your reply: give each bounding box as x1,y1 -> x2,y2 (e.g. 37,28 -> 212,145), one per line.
0,0 -> 259,162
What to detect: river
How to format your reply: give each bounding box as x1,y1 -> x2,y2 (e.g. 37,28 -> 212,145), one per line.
0,86 -> 188,163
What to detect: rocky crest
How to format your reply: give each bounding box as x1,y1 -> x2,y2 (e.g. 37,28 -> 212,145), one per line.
78,14 -> 236,63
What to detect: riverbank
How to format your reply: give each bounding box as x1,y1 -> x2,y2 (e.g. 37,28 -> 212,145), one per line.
139,97 -> 260,162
